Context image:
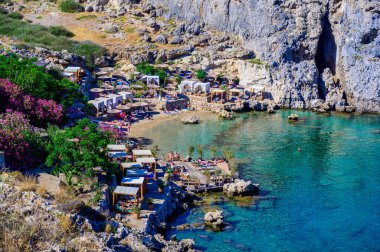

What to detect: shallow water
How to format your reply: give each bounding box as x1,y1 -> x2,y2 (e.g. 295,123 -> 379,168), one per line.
142,111 -> 380,251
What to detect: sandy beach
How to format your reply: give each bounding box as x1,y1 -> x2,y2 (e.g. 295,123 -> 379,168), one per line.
129,110 -> 215,139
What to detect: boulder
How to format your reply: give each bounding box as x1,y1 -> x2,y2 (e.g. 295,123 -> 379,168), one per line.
223,179 -> 259,197
155,35 -> 168,44
57,199 -> 85,214
218,110 -> 235,119
204,210 -> 225,230
181,115 -> 200,124
170,36 -> 183,44
85,5 -> 94,12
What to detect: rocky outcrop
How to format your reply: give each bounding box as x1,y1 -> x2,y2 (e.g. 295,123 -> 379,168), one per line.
204,210 -> 225,230
146,0 -> 380,113
223,179 -> 259,197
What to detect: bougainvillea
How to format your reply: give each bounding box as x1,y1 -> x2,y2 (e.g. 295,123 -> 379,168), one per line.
0,79 -> 63,127
0,110 -> 45,169
98,124 -> 125,141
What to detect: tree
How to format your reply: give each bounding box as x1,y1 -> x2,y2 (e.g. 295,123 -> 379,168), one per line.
151,145 -> 159,158
195,69 -> 207,80
187,145 -> 195,157
0,55 -> 82,107
175,74 -> 182,85
209,145 -> 217,159
221,147 -> 234,161
0,110 -> 45,170
196,145 -> 204,160
45,119 -> 117,184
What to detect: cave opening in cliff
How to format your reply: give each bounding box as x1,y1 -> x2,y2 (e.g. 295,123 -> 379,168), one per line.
315,13 -> 337,76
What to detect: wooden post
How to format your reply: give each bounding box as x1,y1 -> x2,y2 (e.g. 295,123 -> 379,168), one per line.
154,162 -> 157,180
140,184 -> 143,200
112,192 -> 116,212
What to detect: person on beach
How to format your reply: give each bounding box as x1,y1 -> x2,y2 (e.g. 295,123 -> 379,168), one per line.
127,123 -> 131,132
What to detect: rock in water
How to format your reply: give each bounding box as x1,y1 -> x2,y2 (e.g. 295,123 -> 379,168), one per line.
204,210 -> 225,230
219,110 -> 235,119
223,179 -> 259,197
181,115 -> 200,124
288,114 -> 299,121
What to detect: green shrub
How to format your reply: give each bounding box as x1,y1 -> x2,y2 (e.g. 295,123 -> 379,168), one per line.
0,13 -> 107,68
7,12 -> 23,20
72,41 -> 107,68
59,0 -> 83,13
48,26 -> 74,37
76,14 -> 97,20
195,69 -> 207,80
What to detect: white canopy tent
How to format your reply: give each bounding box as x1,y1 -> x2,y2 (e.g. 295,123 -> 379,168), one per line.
140,75 -> 160,86
118,91 -> 134,101
106,94 -> 123,106
96,97 -> 114,108
193,82 -> 210,94
179,80 -> 196,94
88,100 -> 105,110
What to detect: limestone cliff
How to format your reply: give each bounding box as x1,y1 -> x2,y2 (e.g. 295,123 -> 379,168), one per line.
144,0 -> 380,112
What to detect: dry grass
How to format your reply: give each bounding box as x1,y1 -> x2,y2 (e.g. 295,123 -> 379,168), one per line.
59,214 -> 74,234
18,175 -> 38,192
54,187 -> 76,204
36,185 -> 48,198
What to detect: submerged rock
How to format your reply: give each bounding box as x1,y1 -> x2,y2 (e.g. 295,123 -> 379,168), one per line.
288,114 -> 299,121
223,179 -> 259,197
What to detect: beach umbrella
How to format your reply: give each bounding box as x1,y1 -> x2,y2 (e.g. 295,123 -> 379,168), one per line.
132,102 -> 149,107
95,71 -> 109,76
115,85 -> 130,90
90,88 -> 105,93
147,84 -> 159,89
130,84 -> 144,89
117,104 -> 132,111
107,109 -> 122,115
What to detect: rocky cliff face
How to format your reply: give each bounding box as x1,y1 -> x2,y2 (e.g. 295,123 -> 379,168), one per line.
145,0 -> 380,112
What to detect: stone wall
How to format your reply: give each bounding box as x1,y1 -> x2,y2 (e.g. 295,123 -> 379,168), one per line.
187,95 -> 227,113
165,98 -> 188,111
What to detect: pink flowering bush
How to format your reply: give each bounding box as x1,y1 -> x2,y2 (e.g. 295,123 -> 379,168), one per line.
0,79 -> 63,127
0,110 -> 45,170
98,124 -> 125,141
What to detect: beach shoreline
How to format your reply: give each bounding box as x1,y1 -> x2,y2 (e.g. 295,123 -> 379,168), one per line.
129,110 -> 216,139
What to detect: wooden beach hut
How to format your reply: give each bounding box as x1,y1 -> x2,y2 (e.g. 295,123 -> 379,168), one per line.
112,186 -> 139,211
132,149 -> 153,161
120,162 -> 143,176
136,157 -> 157,180
121,177 -> 146,200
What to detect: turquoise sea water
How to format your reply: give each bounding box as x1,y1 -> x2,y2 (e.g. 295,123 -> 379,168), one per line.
142,111 -> 380,251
